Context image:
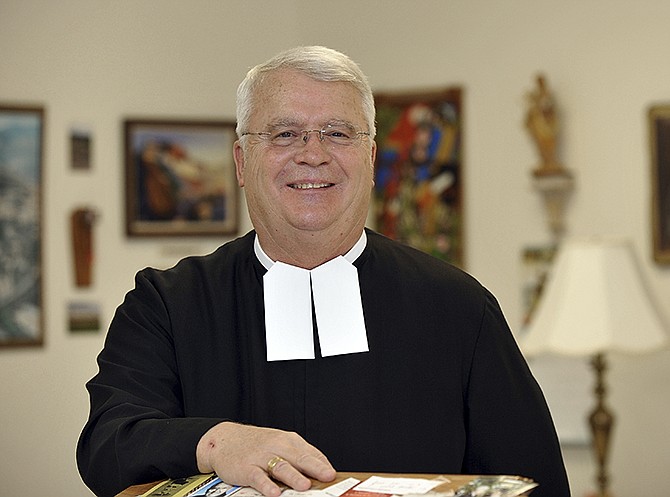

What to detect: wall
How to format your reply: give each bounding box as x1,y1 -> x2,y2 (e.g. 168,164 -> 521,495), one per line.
1,1 -> 669,496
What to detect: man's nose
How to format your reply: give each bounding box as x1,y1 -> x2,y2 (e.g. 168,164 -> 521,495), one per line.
294,131 -> 330,165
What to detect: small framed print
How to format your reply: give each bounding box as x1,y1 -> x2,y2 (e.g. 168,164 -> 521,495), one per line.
649,105 -> 670,263
124,118 -> 239,237
71,128 -> 92,170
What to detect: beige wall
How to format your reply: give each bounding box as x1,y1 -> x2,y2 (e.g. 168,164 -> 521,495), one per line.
1,1 -> 669,495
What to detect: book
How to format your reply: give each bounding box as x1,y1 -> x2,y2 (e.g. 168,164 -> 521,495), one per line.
140,474 -> 241,497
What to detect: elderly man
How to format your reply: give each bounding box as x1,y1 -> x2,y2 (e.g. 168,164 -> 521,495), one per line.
77,46 -> 570,497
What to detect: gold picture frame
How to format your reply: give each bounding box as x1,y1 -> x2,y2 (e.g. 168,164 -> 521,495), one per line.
124,118 -> 239,237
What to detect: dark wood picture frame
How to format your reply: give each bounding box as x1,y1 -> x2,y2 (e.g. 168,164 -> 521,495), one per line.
373,88 -> 464,267
0,104 -> 44,347
649,105 -> 670,264
124,118 -> 239,237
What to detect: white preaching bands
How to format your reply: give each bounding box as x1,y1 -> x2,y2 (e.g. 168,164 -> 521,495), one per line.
254,232 -> 369,361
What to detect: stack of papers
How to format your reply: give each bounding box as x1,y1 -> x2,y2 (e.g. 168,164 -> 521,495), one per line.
141,473 -> 538,497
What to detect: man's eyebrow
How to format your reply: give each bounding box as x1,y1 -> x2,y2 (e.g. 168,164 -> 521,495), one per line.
265,118 -> 302,130
264,118 -> 358,130
325,119 -> 357,129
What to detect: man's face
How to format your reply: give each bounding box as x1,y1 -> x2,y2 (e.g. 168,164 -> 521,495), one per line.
234,69 -> 376,240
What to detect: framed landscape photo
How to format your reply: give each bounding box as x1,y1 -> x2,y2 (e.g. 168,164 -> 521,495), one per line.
649,105 -> 670,263
373,87 -> 464,267
0,105 -> 44,347
125,119 -> 239,237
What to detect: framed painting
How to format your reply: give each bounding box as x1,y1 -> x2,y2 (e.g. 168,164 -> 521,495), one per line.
0,105 -> 44,347
125,119 -> 239,237
649,105 -> 670,263
373,88 -> 463,267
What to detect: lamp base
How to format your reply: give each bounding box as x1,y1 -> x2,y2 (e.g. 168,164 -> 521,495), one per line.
589,353 -> 615,497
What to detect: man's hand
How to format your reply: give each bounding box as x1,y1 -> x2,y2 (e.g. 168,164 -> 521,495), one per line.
196,422 -> 336,497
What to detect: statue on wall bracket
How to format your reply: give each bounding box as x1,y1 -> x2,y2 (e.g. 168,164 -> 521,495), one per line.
524,74 -> 574,239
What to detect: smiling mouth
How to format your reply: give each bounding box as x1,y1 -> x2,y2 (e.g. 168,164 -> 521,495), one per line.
288,182 -> 334,190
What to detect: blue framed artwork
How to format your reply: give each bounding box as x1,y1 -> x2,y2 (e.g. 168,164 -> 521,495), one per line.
0,105 -> 44,347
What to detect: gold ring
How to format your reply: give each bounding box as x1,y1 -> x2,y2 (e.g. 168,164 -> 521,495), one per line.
267,456 -> 285,475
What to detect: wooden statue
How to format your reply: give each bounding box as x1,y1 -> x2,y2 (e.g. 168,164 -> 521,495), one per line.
71,207 -> 97,287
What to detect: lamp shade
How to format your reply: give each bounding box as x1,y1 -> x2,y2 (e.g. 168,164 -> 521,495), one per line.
522,238 -> 668,356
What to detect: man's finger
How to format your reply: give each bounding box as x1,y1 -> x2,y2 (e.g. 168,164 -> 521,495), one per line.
267,456 -> 312,492
291,452 -> 336,483
249,465 -> 283,497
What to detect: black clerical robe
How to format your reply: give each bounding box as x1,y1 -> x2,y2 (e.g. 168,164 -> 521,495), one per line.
77,229 -> 570,497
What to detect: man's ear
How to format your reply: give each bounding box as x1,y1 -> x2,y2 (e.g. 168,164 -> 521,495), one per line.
233,141 -> 245,187
370,140 -> 377,166
370,140 -> 377,187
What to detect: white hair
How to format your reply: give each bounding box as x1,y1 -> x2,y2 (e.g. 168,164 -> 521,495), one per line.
236,46 -> 376,138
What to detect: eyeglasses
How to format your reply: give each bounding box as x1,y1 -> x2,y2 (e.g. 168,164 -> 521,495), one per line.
241,123 -> 370,148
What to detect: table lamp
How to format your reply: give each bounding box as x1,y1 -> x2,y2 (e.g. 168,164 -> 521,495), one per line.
521,237 -> 668,497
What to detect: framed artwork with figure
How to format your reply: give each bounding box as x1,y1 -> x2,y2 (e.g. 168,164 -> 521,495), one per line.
125,118 -> 239,237
373,88 -> 463,267
0,105 -> 44,347
649,105 -> 670,264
